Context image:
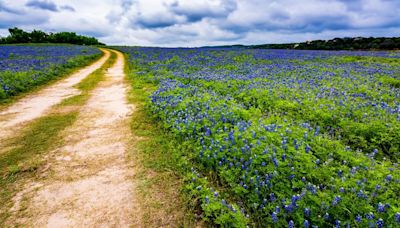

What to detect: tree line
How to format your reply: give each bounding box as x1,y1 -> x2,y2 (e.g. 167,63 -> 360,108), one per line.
0,27 -> 104,46
251,37 -> 400,50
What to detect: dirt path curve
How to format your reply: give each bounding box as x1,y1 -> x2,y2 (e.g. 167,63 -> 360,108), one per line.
10,50 -> 140,227
0,49 -> 110,144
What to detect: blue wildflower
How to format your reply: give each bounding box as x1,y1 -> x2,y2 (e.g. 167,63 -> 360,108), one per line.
288,220 -> 294,228
305,144 -> 311,153
355,215 -> 362,223
395,212 -> 400,223
332,195 -> 341,206
270,193 -> 276,202
377,218 -> 384,228
365,212 -> 374,220
335,220 -> 340,228
271,212 -> 278,223
324,213 -> 330,221
221,199 -> 226,205
304,208 -> 311,217
273,157 -> 279,167
304,219 -> 310,228
377,202 -> 385,213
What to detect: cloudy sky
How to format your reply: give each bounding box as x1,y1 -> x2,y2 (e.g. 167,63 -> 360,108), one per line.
0,0 -> 399,46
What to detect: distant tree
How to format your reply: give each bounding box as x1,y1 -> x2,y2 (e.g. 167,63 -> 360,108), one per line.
380,39 -> 396,49
8,27 -> 31,43
251,36 -> 400,50
0,27 -> 104,45
30,30 -> 48,43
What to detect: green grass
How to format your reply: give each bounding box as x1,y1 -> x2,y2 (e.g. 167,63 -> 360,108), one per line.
0,113 -> 78,176
125,58 -> 198,227
333,55 -> 400,66
380,76 -> 400,88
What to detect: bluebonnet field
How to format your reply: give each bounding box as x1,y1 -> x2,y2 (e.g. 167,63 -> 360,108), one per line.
119,47 -> 400,227
0,45 -> 101,100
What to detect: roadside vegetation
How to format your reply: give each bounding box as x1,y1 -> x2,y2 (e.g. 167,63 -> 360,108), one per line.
124,54 -> 199,227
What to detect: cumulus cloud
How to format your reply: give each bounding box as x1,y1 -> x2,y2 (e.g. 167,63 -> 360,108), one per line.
0,13 -> 48,29
134,12 -> 185,29
60,5 -> 75,12
26,0 -> 58,12
0,1 -> 50,29
25,0 -> 75,12
1,0 -> 400,46
0,2 -> 21,14
169,0 -> 237,22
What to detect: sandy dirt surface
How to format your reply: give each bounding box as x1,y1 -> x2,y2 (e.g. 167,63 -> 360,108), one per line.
0,49 -> 110,146
8,50 -> 141,227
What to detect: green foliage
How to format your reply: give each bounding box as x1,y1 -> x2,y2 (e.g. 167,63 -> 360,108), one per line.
380,76 -> 400,88
252,36 -> 400,50
184,172 -> 248,227
0,27 -> 104,45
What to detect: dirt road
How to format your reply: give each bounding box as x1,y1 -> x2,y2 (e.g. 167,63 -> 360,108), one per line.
6,50 -> 141,227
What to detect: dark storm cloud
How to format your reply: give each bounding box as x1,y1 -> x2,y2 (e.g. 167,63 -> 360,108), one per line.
26,0 -> 58,12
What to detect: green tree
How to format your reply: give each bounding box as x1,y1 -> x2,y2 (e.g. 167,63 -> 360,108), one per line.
8,27 -> 30,43
30,30 -> 48,43
0,27 -> 104,45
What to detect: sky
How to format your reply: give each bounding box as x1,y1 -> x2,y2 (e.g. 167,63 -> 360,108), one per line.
0,0 -> 399,47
